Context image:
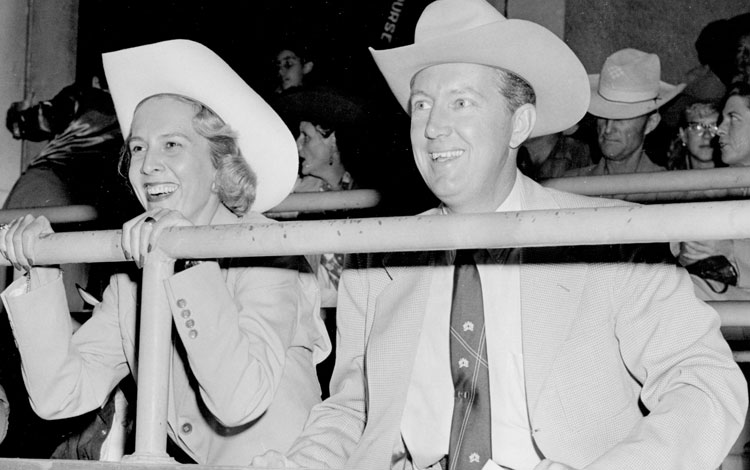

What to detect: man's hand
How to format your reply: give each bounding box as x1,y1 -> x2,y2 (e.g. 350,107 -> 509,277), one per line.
534,459 -> 578,470
250,450 -> 299,468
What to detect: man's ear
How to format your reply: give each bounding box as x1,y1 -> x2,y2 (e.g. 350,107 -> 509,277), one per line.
303,61 -> 314,75
644,112 -> 661,136
509,103 -> 536,149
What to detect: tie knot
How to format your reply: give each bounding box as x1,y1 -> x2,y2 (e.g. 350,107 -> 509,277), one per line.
454,249 -> 478,267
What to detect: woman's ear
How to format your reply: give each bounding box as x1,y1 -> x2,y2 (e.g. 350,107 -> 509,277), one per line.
509,103 -> 536,149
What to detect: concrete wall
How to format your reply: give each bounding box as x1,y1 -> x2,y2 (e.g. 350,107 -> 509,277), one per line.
0,0 -> 28,206
566,0 -> 748,83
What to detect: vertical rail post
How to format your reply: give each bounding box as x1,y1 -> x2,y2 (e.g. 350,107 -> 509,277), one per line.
123,251 -> 176,464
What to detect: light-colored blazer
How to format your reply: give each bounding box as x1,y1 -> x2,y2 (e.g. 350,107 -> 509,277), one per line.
2,209 -> 331,466
287,174 -> 748,470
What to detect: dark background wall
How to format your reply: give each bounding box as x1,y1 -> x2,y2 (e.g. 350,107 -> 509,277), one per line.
566,0 -> 747,83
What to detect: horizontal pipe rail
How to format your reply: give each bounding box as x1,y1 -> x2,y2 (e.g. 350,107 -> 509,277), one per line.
268,189 -> 381,213
0,205 -> 98,224
542,167 -> 750,198
4,200 -> 750,266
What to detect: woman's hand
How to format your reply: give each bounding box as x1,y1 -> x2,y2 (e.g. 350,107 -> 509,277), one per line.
678,240 -> 733,267
121,209 -> 194,268
0,215 -> 54,272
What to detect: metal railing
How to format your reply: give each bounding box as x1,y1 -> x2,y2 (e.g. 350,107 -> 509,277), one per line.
2,172 -> 750,467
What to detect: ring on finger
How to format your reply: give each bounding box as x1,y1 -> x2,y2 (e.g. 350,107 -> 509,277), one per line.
143,217 -> 156,225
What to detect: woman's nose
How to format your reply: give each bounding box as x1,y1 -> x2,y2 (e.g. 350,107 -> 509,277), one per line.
140,148 -> 163,174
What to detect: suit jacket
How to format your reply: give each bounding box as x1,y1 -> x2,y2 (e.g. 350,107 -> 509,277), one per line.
2,209 -> 331,465
287,173 -> 747,470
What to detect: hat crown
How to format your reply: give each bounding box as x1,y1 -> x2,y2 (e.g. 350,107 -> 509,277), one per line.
416,0 -> 505,43
598,48 -> 661,103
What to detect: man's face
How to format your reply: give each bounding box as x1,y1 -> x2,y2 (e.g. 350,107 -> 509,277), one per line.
409,63 -> 519,213
596,115 -> 650,161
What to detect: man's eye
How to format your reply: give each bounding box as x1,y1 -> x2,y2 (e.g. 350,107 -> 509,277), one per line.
455,99 -> 471,108
130,145 -> 143,154
412,101 -> 430,112
165,141 -> 181,149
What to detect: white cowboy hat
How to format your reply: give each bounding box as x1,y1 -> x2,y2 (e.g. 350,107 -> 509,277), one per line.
588,48 -> 686,120
102,39 -> 297,213
369,0 -> 590,138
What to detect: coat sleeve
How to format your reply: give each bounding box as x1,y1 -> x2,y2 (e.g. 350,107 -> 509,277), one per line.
585,264 -> 748,470
163,257 -> 327,428
1,270 -> 129,419
285,254 -> 371,468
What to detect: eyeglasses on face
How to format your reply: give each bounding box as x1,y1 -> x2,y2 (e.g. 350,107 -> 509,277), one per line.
686,122 -> 718,135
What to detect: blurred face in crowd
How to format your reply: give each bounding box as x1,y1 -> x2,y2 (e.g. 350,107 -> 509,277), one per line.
297,120 -> 336,177
128,96 -> 220,225
718,95 -> 750,167
409,63 -> 533,214
680,107 -> 719,164
735,34 -> 750,84
276,49 -> 309,91
596,114 -> 657,161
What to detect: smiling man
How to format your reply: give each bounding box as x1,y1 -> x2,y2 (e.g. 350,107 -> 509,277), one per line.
252,1 -> 747,469
566,49 -> 685,177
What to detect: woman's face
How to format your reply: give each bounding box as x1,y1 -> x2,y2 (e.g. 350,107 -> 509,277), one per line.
127,96 -> 220,224
680,111 -> 718,163
719,95 -> 750,167
297,120 -> 335,177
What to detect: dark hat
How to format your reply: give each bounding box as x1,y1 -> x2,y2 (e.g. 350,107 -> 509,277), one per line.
273,86 -> 367,131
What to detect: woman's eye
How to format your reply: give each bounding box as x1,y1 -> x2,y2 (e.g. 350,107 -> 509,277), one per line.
165,141 -> 181,150
455,99 -> 471,108
130,145 -> 143,154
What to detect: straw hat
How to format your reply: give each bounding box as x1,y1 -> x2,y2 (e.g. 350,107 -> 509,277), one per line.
588,48 -> 686,120
369,0 -> 590,137
102,39 -> 297,213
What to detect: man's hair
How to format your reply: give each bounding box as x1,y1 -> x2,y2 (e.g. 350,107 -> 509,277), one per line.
725,81 -> 750,110
119,93 -> 258,215
491,67 -> 536,114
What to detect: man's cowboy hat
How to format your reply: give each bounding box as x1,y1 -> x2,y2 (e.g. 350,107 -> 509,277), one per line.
588,48 -> 686,120
103,39 -> 297,213
369,0 -> 589,138
272,86 -> 367,131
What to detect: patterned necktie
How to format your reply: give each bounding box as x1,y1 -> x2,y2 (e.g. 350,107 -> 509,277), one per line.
447,249 -> 492,470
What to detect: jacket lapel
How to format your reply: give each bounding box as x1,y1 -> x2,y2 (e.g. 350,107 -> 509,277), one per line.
352,251 -> 441,468
516,175 -> 587,413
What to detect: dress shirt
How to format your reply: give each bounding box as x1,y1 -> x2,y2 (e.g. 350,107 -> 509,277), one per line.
401,171 -> 541,470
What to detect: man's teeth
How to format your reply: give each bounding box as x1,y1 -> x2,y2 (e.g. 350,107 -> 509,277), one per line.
430,150 -> 463,161
146,184 -> 178,196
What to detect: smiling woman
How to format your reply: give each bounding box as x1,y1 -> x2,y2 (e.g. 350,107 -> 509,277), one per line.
0,40 -> 331,465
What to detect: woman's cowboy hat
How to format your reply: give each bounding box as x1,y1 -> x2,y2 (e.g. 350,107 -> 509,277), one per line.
369,0 -> 589,138
588,48 -> 686,120
102,39 -> 297,213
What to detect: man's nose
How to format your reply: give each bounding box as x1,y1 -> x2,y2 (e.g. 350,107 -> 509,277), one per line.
425,108 -> 451,139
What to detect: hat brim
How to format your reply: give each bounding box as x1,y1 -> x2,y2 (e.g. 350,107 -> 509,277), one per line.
588,75 -> 687,119
103,40 -> 297,213
273,86 -> 366,131
369,19 -> 590,138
